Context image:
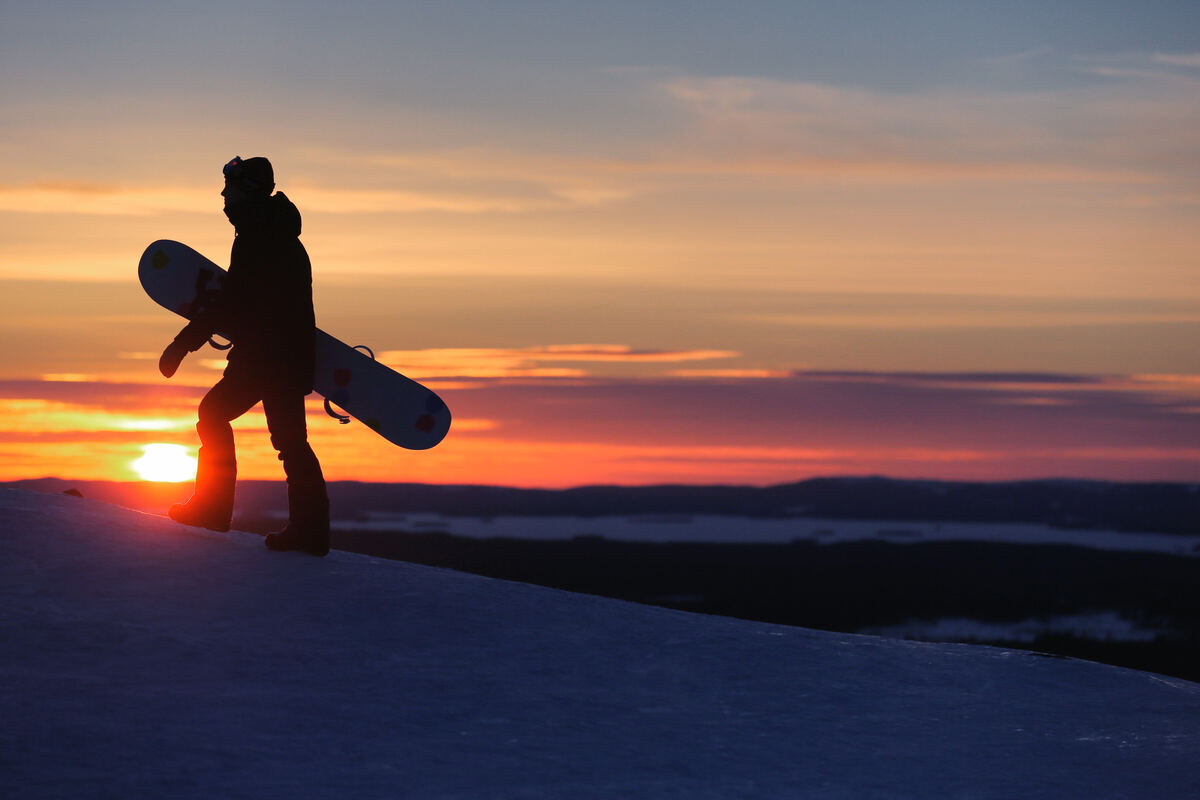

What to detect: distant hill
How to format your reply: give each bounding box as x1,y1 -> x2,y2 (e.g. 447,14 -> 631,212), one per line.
6,476 -> 1198,534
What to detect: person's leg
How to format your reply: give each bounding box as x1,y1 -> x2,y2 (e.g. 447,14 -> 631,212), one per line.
169,371 -> 260,531
261,389 -> 329,555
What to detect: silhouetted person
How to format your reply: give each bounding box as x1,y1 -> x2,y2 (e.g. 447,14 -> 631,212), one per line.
159,156 -> 330,556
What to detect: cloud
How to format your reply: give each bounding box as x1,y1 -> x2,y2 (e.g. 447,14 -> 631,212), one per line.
669,369 -> 790,379
1131,374 -> 1200,387
795,371 -> 1105,387
789,372 -> 1200,413
1154,53 -> 1200,69
435,369 -> 1200,443
377,345 -> 739,379
735,309 -> 1200,331
0,181 -> 569,217
0,379 -> 204,410
655,69 -> 1199,188
0,167 -> 630,218
728,294 -> 1200,332
11,58 -> 1196,223
294,148 -> 644,216
295,186 -> 555,215
0,183 -> 210,216
0,398 -> 195,436
437,370 -> 1200,483
528,345 -> 739,362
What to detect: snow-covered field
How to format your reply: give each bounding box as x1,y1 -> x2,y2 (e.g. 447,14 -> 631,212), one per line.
336,511 -> 1200,556
4,488 -> 1199,799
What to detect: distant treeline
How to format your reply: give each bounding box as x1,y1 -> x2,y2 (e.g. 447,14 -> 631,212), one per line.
7,476 -> 1199,534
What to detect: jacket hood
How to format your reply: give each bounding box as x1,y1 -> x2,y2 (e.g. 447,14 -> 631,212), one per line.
226,191 -> 302,236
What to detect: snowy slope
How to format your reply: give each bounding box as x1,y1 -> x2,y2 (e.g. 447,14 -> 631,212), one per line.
2,488 -> 1197,799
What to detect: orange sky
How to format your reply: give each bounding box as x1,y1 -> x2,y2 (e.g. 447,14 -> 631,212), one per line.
1,3 -> 1198,486
2,371 -> 1198,487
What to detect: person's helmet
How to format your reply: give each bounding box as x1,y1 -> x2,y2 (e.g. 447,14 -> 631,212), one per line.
222,156 -> 275,196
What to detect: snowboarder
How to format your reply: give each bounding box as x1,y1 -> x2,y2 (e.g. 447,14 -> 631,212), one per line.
158,156 -> 330,556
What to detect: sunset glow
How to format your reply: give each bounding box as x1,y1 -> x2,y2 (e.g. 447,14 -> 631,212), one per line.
1,3 -> 1198,487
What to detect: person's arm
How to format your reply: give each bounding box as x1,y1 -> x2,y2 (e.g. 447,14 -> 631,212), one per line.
159,317 -> 217,378
158,268 -> 235,378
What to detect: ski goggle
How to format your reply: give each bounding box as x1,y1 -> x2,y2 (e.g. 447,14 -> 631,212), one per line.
222,156 -> 262,192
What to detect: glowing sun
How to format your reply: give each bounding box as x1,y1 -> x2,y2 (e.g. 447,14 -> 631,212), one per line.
132,443 -> 197,482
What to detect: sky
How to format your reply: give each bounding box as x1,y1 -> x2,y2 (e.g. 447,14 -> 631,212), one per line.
1,0 -> 1198,486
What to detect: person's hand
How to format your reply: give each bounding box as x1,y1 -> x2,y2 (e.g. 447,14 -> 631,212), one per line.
159,340 -> 188,378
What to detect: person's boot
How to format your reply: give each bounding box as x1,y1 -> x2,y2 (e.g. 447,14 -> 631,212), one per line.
265,507 -> 329,556
265,488 -> 329,556
264,518 -> 329,556
266,440 -> 329,555
168,446 -> 235,532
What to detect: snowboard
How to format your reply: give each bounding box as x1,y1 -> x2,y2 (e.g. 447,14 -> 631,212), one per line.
139,239 -> 451,450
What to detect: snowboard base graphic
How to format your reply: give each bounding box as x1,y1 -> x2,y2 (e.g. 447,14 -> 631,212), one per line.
139,239 -> 450,450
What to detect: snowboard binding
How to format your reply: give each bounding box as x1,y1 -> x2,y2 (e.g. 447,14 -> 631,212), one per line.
324,344 -> 376,424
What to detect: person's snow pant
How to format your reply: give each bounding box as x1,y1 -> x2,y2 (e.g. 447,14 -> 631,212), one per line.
192,363 -> 328,525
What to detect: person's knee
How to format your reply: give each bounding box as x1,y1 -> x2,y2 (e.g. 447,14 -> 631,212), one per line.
270,429 -> 311,459
196,410 -> 232,446
197,394 -> 221,426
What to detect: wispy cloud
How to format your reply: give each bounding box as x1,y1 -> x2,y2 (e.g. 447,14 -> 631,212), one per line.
6,56 -> 1197,223
655,67 -> 1200,190
377,345 -> 739,379
0,183 -> 209,216
0,380 -> 203,411
795,371 -> 1106,388
296,186 -> 564,215
0,180 -> 593,217
1154,53 -> 1200,69
669,369 -> 790,379
734,308 -> 1200,331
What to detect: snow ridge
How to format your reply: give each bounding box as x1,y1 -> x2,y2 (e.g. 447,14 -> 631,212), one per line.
3,488 -> 1197,799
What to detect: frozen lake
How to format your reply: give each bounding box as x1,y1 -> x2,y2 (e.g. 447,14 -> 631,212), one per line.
333,512 -> 1200,556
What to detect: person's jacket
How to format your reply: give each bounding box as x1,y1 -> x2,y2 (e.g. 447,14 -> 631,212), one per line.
173,192 -> 316,393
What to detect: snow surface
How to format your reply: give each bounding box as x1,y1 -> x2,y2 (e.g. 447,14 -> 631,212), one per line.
3,488 -> 1198,799
861,612 -> 1166,644
336,511 -> 1200,556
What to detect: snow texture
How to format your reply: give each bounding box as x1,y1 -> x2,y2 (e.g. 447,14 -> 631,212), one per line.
3,488 -> 1198,799
861,612 -> 1166,644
